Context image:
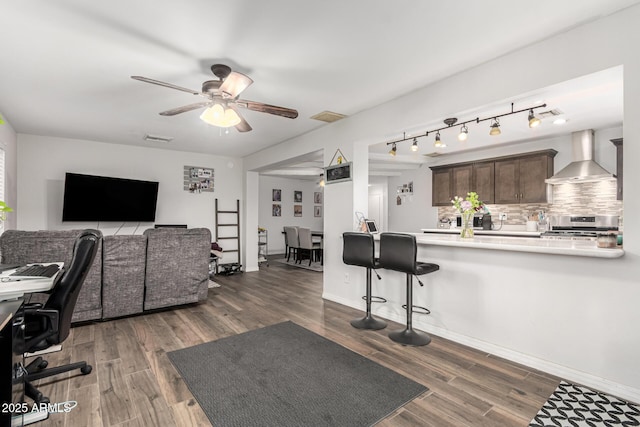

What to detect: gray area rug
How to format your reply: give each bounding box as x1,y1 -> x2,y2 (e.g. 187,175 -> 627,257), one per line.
168,321 -> 427,426
530,381 -> 640,427
272,257 -> 323,272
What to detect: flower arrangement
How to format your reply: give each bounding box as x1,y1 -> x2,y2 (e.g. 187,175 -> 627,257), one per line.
451,192 -> 484,238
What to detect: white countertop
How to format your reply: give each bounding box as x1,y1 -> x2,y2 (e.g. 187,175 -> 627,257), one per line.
379,233 -> 624,258
421,228 -> 541,237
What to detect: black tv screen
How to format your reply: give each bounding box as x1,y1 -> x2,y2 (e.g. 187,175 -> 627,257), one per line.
62,173 -> 159,222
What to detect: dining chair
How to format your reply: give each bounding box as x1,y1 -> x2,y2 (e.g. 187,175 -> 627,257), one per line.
297,227 -> 321,266
283,226 -> 299,262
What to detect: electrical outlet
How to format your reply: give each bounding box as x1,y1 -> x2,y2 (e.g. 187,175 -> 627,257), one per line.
344,273 -> 350,283
499,213 -> 508,221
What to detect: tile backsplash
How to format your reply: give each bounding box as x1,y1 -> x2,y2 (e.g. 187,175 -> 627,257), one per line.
438,180 -> 623,229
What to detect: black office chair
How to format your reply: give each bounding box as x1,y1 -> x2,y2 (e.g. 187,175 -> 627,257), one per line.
378,233 -> 439,346
15,229 -> 101,404
342,232 -> 387,330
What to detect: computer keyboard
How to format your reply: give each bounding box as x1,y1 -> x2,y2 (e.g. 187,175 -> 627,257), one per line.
10,264 -> 60,278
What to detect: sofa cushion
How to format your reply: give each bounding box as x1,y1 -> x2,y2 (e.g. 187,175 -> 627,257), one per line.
142,227 -> 211,310
102,235 -> 147,318
0,229 -> 103,322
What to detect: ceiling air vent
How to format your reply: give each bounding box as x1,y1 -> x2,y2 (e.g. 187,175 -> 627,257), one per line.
537,109 -> 563,119
144,134 -> 174,143
310,111 -> 347,123
424,152 -> 443,158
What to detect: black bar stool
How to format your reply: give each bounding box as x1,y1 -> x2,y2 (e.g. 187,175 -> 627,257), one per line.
342,232 -> 387,330
378,232 -> 439,346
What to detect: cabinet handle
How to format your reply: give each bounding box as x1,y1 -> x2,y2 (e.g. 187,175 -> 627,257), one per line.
520,193 -> 523,199
515,193 -> 518,199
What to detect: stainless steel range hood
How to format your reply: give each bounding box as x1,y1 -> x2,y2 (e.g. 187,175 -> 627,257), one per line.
545,130 -> 615,184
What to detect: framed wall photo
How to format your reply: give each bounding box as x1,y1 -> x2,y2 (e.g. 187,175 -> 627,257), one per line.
294,190 -> 303,202
324,162 -> 352,184
314,192 -> 322,204
272,189 -> 282,202
314,206 -> 322,217
294,204 -> 302,217
272,204 -> 281,217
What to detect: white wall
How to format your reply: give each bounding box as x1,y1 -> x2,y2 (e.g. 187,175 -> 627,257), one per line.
387,165 -> 437,232
258,175 -> 323,254
243,6 -> 640,402
17,134 -> 243,237
0,112 -> 18,230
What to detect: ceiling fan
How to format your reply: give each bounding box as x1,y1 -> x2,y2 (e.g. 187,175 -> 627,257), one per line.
131,64 -> 298,132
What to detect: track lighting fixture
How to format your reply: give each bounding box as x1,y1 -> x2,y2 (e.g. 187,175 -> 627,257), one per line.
383,102 -> 546,151
458,124 -> 468,141
319,173 -> 325,187
489,118 -> 501,136
528,109 -> 541,128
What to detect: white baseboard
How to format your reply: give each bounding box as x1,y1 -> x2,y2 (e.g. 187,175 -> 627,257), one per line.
25,344 -> 62,358
322,291 -> 640,404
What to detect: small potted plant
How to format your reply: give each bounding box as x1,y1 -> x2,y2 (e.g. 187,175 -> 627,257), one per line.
0,201 -> 12,222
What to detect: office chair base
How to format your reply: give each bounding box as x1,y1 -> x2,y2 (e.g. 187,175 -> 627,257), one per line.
26,361 -> 92,382
389,328 -> 431,346
350,315 -> 387,330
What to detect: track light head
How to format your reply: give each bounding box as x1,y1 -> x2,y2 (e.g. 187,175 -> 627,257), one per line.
528,109 -> 541,128
434,132 -> 446,148
411,138 -> 418,152
389,142 -> 397,156
458,124 -> 468,141
489,118 -> 501,136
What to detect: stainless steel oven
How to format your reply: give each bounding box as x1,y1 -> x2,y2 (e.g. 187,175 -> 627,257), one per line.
540,215 -> 619,240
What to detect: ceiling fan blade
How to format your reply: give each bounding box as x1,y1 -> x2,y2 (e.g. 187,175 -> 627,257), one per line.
236,99 -> 299,119
131,76 -> 201,95
229,105 -> 252,132
219,71 -> 253,99
159,102 -> 211,116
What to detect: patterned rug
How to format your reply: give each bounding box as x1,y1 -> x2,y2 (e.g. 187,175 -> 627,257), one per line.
530,381 -> 640,427
272,257 -> 323,272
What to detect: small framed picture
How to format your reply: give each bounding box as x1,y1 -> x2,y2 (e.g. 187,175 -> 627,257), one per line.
294,191 -> 302,203
324,162 -> 352,184
314,192 -> 322,204
294,204 -> 302,217
272,204 -> 281,217
314,206 -> 322,217
272,189 -> 281,202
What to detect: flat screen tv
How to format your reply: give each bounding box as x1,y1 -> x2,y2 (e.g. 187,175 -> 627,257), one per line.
62,173 -> 159,222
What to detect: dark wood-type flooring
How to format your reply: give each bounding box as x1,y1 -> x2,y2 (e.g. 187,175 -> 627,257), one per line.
28,259 -> 561,426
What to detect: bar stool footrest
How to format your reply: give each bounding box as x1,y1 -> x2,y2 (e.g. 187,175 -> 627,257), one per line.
362,295 -> 387,304
401,304 -> 430,315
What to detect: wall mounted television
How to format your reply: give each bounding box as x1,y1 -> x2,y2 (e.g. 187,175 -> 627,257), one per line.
62,173 -> 159,222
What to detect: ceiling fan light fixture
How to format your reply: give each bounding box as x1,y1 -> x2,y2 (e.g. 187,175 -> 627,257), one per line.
411,138 -> 419,152
200,104 -> 241,127
489,118 -> 501,136
528,109 -> 541,128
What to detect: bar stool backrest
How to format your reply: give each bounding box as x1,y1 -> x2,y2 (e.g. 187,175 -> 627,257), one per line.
342,232 -> 376,268
284,226 -> 299,249
298,227 -> 313,249
379,232 -> 418,274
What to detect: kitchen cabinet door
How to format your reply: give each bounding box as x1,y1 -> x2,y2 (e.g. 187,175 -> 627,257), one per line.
519,154 -> 552,203
451,165 -> 473,200
473,161 -> 495,204
494,159 -> 520,204
432,168 -> 452,206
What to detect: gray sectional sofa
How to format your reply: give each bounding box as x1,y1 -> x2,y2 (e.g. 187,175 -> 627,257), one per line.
0,227 -> 211,323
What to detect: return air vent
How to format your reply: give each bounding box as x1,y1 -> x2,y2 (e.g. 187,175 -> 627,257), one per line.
310,111 -> 347,123
144,134 -> 174,143
423,152 -> 443,158
538,109 -> 563,118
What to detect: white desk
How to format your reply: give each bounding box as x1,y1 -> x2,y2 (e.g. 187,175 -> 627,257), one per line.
0,263 -> 64,301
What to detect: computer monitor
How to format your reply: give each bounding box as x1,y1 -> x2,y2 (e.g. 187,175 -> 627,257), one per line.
365,219 -> 379,234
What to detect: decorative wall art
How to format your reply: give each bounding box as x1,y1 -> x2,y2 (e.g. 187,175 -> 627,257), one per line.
314,206 -> 322,217
272,189 -> 282,202
324,162 -> 352,184
294,191 -> 303,203
294,204 -> 302,217
272,204 -> 282,217
184,165 -> 214,193
314,192 -> 323,204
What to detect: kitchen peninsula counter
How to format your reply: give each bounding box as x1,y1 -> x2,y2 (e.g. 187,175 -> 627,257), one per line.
421,228 -> 541,238
385,233 -> 624,258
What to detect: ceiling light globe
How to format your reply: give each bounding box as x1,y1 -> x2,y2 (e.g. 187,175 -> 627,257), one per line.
458,131 -> 468,141
411,140 -> 419,152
